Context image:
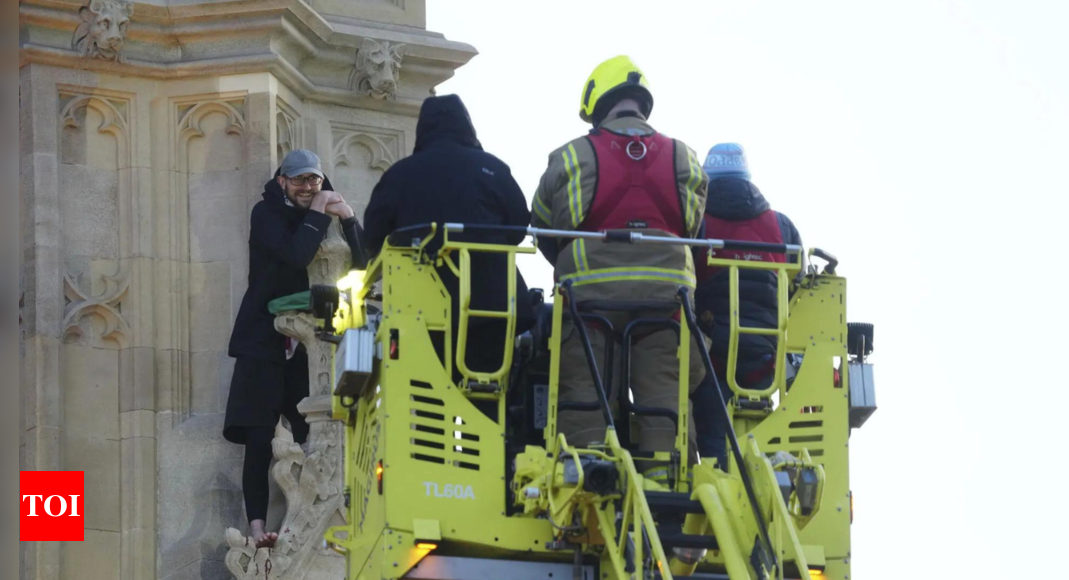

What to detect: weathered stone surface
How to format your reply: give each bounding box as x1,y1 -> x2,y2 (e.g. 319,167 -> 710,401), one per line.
23,426 -> 62,473
120,346 -> 156,412
60,166 -> 121,258
62,530 -> 120,580
119,433 -> 158,531
22,336 -> 62,435
189,194 -> 248,264
191,350 -> 224,415
120,409 -> 155,441
121,528 -> 157,580
189,261 -> 234,354
66,435 -> 122,533
60,101 -> 123,170
188,170 -> 246,203
62,345 -> 119,441
158,414 -> 247,579
312,0 -> 427,28
216,354 -> 237,415
184,110 -> 246,175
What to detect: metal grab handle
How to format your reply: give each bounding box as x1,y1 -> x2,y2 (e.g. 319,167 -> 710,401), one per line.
453,248 -> 518,386
809,247 -> 838,275
678,287 -> 778,575
443,222 -> 804,255
723,265 -> 791,400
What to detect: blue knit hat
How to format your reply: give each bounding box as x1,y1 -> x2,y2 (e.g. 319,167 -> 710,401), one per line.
702,143 -> 751,181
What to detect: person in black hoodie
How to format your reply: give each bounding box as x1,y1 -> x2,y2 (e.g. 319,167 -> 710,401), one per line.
224,148 -> 368,548
364,94 -> 533,380
691,143 -> 803,469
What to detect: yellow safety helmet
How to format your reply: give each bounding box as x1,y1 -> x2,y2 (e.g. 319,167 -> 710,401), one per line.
579,55 -> 654,124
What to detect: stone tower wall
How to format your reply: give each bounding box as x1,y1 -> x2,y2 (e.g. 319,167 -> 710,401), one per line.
18,2 -> 475,579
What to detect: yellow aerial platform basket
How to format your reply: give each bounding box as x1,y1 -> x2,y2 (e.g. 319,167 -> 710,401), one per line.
317,223 -> 875,580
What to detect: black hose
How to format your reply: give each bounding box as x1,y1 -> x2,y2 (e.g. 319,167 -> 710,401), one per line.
677,287 -> 778,574
561,281 -> 615,431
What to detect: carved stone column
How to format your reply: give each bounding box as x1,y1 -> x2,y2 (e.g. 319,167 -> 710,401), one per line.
225,221 -> 351,580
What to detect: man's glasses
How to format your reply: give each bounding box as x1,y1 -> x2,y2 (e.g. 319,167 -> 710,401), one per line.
286,175 -> 323,186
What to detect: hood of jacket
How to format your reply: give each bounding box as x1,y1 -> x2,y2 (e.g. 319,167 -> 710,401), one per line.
705,176 -> 770,221
414,94 -> 482,153
263,168 -> 336,215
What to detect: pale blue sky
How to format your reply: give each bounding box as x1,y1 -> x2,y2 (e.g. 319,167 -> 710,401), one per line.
429,1 -> 1069,577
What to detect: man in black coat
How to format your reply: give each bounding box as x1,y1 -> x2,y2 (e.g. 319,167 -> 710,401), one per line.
224,148 -> 368,548
364,94 -> 533,379
691,143 -> 803,470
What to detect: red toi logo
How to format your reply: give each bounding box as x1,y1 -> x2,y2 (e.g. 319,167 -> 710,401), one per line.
20,471 -> 84,541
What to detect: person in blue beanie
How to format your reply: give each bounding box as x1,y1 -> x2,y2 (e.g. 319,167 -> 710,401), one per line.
691,143 -> 803,470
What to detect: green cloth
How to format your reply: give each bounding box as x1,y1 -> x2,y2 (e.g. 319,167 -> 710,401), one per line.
268,291 -> 312,314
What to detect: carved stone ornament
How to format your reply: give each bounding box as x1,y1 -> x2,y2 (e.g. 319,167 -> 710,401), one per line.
224,423 -> 344,580
72,1 -> 134,63
63,269 -> 130,349
225,222 -> 352,579
348,38 -> 406,100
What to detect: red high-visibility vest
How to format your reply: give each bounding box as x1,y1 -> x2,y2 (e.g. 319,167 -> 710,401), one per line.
696,210 -> 785,282
581,129 -> 684,236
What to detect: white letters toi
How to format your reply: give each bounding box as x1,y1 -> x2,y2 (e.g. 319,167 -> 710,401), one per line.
22,495 -> 82,517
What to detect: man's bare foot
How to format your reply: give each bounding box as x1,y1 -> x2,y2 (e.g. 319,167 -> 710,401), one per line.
250,519 -> 278,549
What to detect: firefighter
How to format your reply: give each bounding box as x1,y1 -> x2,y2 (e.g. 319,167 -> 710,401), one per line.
531,56 -> 708,469
691,143 -> 803,469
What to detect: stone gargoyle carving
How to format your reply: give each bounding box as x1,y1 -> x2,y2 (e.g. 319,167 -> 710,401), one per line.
72,0 -> 133,63
348,38 -> 406,100
225,220 -> 352,580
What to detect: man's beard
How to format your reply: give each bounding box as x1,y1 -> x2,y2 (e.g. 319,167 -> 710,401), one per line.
286,188 -> 318,211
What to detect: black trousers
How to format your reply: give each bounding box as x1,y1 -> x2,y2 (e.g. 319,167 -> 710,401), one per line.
223,352 -> 310,523
693,355 -> 773,470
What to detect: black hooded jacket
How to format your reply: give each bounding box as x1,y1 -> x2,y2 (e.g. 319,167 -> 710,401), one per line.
228,173 -> 368,361
364,95 -> 533,327
696,177 -> 802,364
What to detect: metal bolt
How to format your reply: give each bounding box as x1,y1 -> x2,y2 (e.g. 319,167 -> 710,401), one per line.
837,507 -> 843,512
393,563 -> 399,568
388,545 -> 392,550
